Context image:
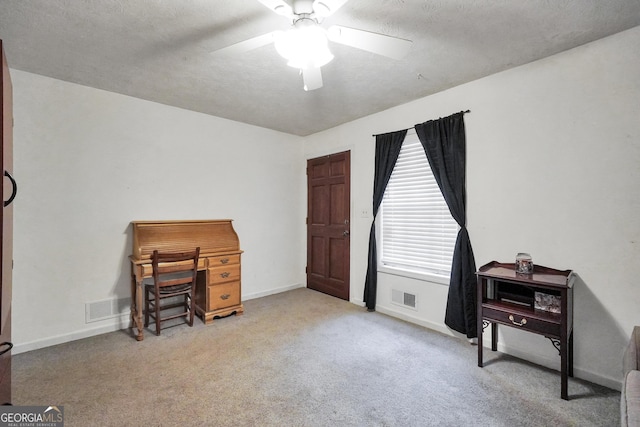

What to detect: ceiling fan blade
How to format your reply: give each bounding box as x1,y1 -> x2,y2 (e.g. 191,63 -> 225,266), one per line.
327,25 -> 412,60
302,67 -> 323,91
210,32 -> 276,56
257,0 -> 293,17
313,0 -> 349,17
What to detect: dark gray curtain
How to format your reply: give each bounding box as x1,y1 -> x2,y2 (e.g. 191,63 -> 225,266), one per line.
414,112 -> 477,338
363,130 -> 406,311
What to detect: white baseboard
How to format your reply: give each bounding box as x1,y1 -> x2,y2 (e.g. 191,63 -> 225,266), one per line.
13,284 -> 307,355
13,313 -> 131,355
13,286 -> 623,392
495,342 -> 622,391
349,298 -> 365,308
375,304 -> 456,338
243,283 -> 305,301
375,304 -> 622,392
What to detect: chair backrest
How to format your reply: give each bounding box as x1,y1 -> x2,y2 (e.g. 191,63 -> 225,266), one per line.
151,247 -> 200,290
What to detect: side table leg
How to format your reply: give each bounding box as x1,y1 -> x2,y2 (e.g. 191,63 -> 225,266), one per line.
477,277 -> 484,367
561,338 -> 568,400
568,330 -> 574,377
491,323 -> 498,351
478,321 -> 483,367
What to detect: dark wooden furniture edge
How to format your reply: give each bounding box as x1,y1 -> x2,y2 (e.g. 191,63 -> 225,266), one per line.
476,260 -> 574,400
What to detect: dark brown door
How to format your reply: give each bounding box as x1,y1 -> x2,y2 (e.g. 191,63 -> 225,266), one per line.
0,39 -> 13,405
307,151 -> 350,300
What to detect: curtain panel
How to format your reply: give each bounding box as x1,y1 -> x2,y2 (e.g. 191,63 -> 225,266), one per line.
363,130 -> 406,311
415,112 -> 477,338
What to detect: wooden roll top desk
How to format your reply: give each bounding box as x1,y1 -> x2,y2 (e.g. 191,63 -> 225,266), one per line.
130,220 -> 243,341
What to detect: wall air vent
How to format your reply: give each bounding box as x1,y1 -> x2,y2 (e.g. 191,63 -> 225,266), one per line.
391,289 -> 417,309
85,297 -> 131,323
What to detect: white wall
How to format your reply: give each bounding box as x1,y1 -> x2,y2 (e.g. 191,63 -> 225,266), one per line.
11,72 -> 307,352
305,26 -> 640,390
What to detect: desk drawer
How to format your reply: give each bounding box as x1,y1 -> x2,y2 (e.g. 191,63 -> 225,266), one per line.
208,264 -> 240,285
483,306 -> 561,338
207,282 -> 240,311
208,254 -> 240,267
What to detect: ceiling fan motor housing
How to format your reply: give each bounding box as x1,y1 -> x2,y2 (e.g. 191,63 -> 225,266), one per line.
293,0 -> 315,15
294,16 -> 320,29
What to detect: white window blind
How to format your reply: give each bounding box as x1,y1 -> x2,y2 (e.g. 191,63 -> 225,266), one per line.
380,133 -> 458,278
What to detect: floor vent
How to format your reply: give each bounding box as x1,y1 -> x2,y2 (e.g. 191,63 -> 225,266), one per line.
391,289 -> 417,309
85,297 -> 131,323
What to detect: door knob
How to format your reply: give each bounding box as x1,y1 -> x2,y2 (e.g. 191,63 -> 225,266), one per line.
343,230 -> 350,237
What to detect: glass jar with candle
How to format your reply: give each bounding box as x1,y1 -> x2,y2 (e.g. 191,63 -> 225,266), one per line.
515,253 -> 533,274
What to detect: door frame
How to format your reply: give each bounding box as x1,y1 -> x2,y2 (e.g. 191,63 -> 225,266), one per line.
306,150 -> 351,300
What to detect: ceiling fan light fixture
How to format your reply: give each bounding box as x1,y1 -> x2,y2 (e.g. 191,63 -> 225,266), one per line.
273,4 -> 293,16
274,25 -> 334,70
313,1 -> 331,17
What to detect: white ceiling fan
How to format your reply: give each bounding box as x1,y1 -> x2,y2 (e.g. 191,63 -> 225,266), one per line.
211,0 -> 413,91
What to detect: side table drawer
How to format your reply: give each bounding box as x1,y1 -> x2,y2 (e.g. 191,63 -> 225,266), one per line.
483,306 -> 561,338
207,282 -> 240,311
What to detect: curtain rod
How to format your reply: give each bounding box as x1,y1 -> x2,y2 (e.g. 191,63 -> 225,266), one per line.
372,109 -> 470,137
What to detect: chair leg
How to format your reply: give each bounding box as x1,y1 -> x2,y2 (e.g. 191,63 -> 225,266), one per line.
147,290 -> 196,335
144,287 -> 149,327
155,294 -> 161,336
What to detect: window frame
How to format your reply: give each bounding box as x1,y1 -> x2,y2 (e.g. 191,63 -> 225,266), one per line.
376,131 -> 458,286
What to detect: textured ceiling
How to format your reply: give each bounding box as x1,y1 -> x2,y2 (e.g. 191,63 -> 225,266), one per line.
0,0 -> 639,136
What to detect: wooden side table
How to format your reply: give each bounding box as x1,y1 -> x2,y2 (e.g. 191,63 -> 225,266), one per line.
476,261 -> 575,400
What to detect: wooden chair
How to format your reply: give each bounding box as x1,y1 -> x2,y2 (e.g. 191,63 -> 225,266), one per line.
144,247 -> 200,336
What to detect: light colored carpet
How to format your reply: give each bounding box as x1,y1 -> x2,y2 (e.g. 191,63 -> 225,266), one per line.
13,288 -> 619,426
